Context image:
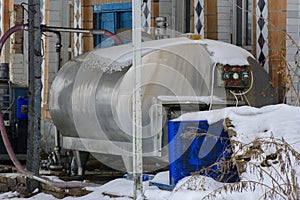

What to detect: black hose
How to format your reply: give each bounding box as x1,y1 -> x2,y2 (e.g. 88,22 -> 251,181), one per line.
0,24 -> 26,55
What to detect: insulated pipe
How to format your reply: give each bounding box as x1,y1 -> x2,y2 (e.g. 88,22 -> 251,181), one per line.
132,0 -> 144,198
41,25 -> 123,45
0,24 -> 27,55
0,25 -> 98,189
52,31 -> 63,168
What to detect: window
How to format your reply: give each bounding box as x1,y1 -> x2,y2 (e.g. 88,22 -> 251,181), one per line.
232,0 -> 253,50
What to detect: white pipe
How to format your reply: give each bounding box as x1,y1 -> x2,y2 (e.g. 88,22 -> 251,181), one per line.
132,0 -> 144,199
242,0 -> 246,46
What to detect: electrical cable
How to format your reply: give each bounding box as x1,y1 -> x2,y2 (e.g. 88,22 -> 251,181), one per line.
0,25 -> 27,55
230,90 -> 239,107
228,70 -> 254,97
40,38 -> 45,57
243,94 -> 251,106
209,62 -> 217,110
20,3 -> 29,15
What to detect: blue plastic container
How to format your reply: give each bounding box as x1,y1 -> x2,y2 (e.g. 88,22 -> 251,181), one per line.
123,173 -> 154,182
168,119 -> 239,185
17,96 -> 28,120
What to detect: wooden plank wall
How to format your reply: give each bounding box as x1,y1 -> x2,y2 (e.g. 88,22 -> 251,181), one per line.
268,0 -> 287,102
204,0 -> 218,39
151,1 -> 159,28
0,0 -> 14,63
190,0 -> 218,39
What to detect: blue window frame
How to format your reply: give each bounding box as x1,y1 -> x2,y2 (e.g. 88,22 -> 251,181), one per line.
93,2 -> 132,47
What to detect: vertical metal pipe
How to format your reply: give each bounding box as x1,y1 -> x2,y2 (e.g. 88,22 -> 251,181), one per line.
27,0 -> 42,192
171,0 -> 176,36
185,0 -> 191,33
232,0 -> 237,45
132,0 -> 144,199
54,32 -> 62,167
242,0 -> 246,46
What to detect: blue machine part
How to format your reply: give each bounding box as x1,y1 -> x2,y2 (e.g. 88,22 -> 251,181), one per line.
168,120 -> 240,185
17,96 -> 28,120
123,173 -> 154,182
149,181 -> 175,191
93,2 -> 132,47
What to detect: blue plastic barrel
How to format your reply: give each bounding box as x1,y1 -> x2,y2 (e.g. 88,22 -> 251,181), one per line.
168,119 -> 239,185
17,96 -> 28,120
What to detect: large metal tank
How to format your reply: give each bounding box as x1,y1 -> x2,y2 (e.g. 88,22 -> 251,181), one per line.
49,37 -> 277,171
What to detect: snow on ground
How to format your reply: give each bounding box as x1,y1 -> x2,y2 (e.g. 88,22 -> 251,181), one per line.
1,104 -> 300,200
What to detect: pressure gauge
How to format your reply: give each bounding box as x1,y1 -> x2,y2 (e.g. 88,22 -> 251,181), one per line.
220,65 -> 251,89
233,73 -> 239,80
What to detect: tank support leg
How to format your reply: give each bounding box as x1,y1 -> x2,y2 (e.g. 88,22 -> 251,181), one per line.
71,151 -> 89,176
